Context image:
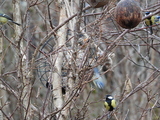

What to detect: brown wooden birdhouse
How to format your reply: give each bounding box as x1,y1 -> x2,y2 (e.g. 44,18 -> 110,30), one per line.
114,0 -> 142,29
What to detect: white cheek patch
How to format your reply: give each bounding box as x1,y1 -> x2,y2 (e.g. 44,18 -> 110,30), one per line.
108,96 -> 113,99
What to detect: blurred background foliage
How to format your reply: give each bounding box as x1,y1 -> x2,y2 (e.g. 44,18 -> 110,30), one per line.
0,0 -> 160,120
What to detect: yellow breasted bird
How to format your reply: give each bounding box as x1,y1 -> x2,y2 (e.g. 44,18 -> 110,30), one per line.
0,13 -> 21,26
145,12 -> 160,34
104,95 -> 116,111
145,12 -> 153,34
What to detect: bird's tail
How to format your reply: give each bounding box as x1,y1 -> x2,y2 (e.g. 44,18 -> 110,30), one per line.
10,20 -> 21,26
149,26 -> 153,35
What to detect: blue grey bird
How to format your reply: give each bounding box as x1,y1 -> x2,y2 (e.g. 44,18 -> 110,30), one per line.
93,66 -> 106,89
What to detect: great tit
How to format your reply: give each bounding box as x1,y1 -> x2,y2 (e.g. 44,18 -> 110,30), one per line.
145,12 -> 153,34
104,95 -> 116,111
144,12 -> 160,34
0,13 -> 21,26
93,67 -> 106,89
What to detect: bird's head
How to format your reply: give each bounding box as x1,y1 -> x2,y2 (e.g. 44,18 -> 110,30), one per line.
106,95 -> 113,100
145,12 -> 151,16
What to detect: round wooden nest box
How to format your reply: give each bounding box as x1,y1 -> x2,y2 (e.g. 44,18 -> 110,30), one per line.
114,0 -> 142,29
86,0 -> 109,8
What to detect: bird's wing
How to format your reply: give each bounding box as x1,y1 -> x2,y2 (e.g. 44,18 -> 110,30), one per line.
111,99 -> 116,108
93,67 -> 105,89
0,13 -> 13,21
104,102 -> 110,110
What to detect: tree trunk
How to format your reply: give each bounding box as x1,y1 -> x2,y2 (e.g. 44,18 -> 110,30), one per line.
52,0 -> 67,119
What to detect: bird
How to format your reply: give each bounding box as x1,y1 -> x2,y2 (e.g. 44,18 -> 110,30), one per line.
0,13 -> 21,26
144,12 -> 160,34
92,66 -> 106,89
145,12 -> 153,34
104,95 -> 116,111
